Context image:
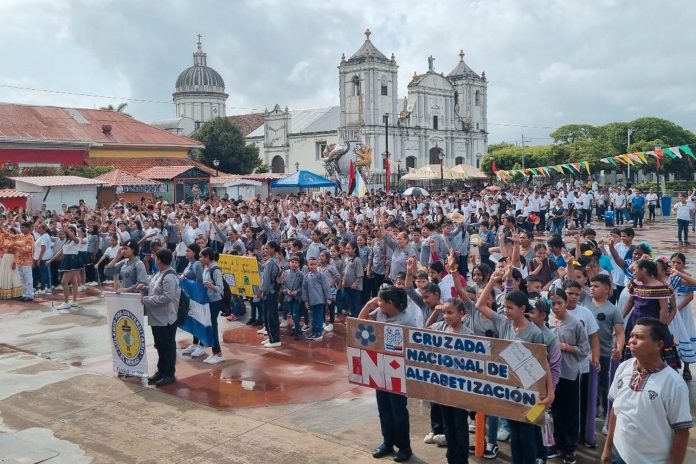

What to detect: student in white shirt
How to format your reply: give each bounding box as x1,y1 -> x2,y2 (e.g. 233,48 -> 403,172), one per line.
33,224 -> 53,294
645,189 -> 658,222
673,193 -> 694,245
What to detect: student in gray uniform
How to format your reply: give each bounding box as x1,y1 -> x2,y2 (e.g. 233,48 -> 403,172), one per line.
199,248 -> 226,365
302,257 -> 331,341
282,256 -> 304,340
367,227 -> 388,295
547,288 -> 590,464
105,239 -> 149,294
342,241 -> 364,318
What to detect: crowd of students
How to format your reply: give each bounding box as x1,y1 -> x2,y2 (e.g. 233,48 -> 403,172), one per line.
0,181 -> 694,463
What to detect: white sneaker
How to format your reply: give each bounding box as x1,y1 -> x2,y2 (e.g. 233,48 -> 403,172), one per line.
257,328 -> 267,335
423,432 -> 435,444
79,285 -> 86,292
181,345 -> 197,355
279,319 -> 288,328
86,282 -> 98,287
324,323 -> 334,332
191,345 -> 206,357
70,301 -> 79,308
56,302 -> 71,311
35,289 -> 45,295
204,354 -> 224,364
432,434 -> 447,446
497,428 -> 510,442
263,342 -> 281,348
104,280 -> 113,284
469,422 -> 476,433
55,285 -> 63,291
261,339 -> 270,345
601,424 -> 608,435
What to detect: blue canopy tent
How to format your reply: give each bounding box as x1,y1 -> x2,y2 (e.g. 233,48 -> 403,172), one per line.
271,170 -> 336,190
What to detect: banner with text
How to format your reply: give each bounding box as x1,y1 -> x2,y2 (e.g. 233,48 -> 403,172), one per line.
346,318 -> 548,423
106,292 -> 149,378
217,254 -> 262,297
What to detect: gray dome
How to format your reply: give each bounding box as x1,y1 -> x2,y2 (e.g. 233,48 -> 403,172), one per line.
175,66 -> 225,92
175,37 -> 226,93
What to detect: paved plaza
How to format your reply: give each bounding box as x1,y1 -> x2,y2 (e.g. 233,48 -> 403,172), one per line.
1,215 -> 696,463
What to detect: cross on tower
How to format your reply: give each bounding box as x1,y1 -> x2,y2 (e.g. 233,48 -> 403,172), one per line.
459,49 -> 465,61
364,28 -> 371,40
197,34 -> 203,50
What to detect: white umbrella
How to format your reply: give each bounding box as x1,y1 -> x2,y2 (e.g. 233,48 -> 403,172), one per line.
403,187 -> 429,196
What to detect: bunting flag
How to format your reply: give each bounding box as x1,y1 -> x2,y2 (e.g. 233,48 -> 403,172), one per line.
348,160 -> 356,195
491,143 -> 695,180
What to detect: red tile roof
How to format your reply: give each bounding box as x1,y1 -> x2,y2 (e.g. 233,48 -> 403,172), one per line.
138,166 -> 211,180
0,189 -> 30,198
94,169 -> 163,186
228,113 -> 265,136
0,103 -> 204,148
10,175 -> 105,187
85,157 -> 217,176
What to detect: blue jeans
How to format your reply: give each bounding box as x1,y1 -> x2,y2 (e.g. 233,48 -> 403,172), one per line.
310,304 -> 324,336
251,299 -> 264,322
345,288 -> 362,317
286,299 -> 301,335
208,299 -> 222,354
632,208 -> 644,227
39,260 -> 51,290
551,221 -> 564,235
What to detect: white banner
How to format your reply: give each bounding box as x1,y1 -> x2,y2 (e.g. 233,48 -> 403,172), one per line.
105,292 -> 149,378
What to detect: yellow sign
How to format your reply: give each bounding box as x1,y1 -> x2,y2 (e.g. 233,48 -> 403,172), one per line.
217,254 -> 261,298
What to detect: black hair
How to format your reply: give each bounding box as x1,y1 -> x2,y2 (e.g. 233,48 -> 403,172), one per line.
422,282 -> 442,297
621,227 -> 635,237
548,287 -> 568,301
526,275 -> 542,285
378,285 -> 408,312
634,317 -> 670,345
444,298 -> 469,314
155,248 -> 173,266
266,241 -> 282,253
123,239 -> 140,255
200,247 -> 219,261
504,290 -> 531,312
589,273 -> 612,287
186,243 -> 201,260
636,259 -> 658,277
671,252 -> 686,264
547,235 -> 564,249
562,279 -> 582,291
472,263 -> 493,282
429,261 -> 445,274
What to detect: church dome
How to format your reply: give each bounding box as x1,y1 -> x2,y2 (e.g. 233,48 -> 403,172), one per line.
175,37 -> 226,93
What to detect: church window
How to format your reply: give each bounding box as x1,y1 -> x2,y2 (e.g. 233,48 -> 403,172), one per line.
406,156 -> 416,169
433,116 -> 438,130
381,85 -> 388,96
454,91 -> 459,104
475,90 -> 481,106
352,75 -> 361,96
476,123 -> 480,130
455,156 -> 464,165
316,142 -> 327,161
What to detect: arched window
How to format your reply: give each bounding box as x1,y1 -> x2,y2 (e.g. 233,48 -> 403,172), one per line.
429,147 -> 443,165
406,156 -> 417,169
474,90 -> 481,106
271,155 -> 286,173
455,156 -> 464,165
352,75 -> 361,96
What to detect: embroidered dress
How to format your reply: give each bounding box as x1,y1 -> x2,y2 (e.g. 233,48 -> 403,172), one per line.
0,233 -> 23,299
623,282 -> 681,369
668,275 -> 696,363
672,275 -> 696,362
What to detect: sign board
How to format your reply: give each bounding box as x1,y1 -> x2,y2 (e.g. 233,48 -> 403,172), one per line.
346,318 -> 548,423
105,292 -> 149,378
217,254 -> 262,297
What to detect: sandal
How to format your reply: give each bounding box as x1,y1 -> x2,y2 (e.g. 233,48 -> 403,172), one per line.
683,370 -> 692,381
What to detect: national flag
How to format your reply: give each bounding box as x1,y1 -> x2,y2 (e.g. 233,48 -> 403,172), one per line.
385,158 -> 391,191
353,172 -> 367,198
491,160 -> 498,173
348,160 -> 356,195
179,278 -> 214,347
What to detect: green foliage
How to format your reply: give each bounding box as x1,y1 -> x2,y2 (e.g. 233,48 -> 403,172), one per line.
633,181 -> 694,195
193,117 -> 261,175
255,164 -> 270,174
550,124 -> 599,144
483,144 -> 556,172
62,165 -> 114,178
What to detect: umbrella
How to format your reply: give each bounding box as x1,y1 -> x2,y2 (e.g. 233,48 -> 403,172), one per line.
403,187 -> 430,196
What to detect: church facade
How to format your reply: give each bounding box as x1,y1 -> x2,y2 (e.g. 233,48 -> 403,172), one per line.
247,30 -> 488,178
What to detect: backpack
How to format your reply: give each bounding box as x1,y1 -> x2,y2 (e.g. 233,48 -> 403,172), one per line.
210,265 -> 234,317
162,269 -> 190,326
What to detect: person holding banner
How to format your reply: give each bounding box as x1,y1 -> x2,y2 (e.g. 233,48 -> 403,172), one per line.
138,248 -> 180,387
359,286 -> 417,463
179,243 -> 206,357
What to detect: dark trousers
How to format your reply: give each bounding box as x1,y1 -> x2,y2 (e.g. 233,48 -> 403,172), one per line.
678,219 -> 690,242
610,285 -> 624,305
362,276 -> 373,305
632,208 -> 644,228
325,298 -> 336,324
648,204 -> 656,221
599,356 -> 611,416
430,402 -> 444,434
441,405 -> 469,464
38,260 -> 51,290
175,256 -> 188,274
508,420 -> 538,464
209,299 -> 222,354
552,376 -> 580,453
345,287 -> 362,317
371,273 -> 385,297
263,296 -> 280,343
539,209 -> 547,231
251,299 -> 264,322
151,323 -> 177,377
616,208 -> 624,225
376,390 -> 410,450
457,255 -> 469,278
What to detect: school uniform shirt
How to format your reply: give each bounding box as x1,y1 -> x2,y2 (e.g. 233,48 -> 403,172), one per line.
281,268 -> 304,302
609,358 -> 692,464
342,256 -> 364,291
486,311 -> 543,344
430,320 -> 474,336
585,300 -> 623,358
674,201 -> 694,221
567,305 -> 600,374
302,270 -> 331,306
33,232 -> 53,261
548,314 -> 590,380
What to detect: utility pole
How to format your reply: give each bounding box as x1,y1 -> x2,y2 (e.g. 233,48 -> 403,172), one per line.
627,128 -> 634,184
521,134 -> 526,168
384,113 -> 389,190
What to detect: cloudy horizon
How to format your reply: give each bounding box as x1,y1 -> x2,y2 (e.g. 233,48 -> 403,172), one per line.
1,0 -> 694,146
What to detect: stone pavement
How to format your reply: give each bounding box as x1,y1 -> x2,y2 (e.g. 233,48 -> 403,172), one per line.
1,215 -> 696,463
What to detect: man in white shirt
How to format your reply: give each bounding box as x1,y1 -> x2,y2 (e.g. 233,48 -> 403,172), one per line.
645,189 -> 658,222
602,318 -> 691,464
613,191 -> 627,225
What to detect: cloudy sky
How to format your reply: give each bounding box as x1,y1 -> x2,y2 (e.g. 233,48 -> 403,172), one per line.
1,0 -> 694,145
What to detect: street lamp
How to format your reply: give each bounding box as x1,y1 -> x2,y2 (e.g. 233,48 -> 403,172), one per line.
396,160 -> 401,188
213,158 -> 220,176
295,162 -> 300,172
476,152 -> 482,169
5,161 -> 16,173
439,148 -> 445,185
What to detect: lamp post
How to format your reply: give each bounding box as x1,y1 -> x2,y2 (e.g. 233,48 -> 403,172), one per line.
295,162 -> 300,172
396,160 -> 401,189
476,152 -> 482,169
439,148 -> 445,190
213,158 -> 220,176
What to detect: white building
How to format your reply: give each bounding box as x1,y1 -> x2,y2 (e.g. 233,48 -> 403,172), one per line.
10,176 -> 104,211
244,29 -> 488,177
153,35 -> 228,135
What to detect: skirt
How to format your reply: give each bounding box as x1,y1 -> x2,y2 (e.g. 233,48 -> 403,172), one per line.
60,254 -> 82,272
78,251 -> 90,268
0,253 -> 23,299
677,293 -> 696,360
669,310 -> 696,364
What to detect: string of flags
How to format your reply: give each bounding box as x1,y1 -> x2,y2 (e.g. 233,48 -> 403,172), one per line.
494,144 -> 695,181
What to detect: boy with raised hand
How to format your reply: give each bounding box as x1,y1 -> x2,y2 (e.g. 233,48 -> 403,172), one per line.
586,274 -> 625,432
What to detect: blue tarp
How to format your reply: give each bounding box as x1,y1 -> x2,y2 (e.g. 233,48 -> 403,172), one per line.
271,170 -> 335,188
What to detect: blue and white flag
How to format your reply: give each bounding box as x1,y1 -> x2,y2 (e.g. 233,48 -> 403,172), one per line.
178,278 -> 214,347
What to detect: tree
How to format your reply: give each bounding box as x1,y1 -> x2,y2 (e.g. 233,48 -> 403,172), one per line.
99,103 -> 130,115
255,164 -> 270,173
550,124 -> 598,144
193,117 -> 261,175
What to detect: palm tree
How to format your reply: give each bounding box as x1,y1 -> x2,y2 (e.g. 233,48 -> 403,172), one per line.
99,103 -> 130,115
